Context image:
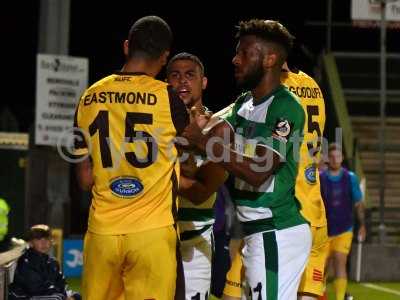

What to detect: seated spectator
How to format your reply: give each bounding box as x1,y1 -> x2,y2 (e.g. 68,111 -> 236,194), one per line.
8,224 -> 81,300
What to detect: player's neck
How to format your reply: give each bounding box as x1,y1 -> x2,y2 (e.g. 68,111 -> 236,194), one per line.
121,59 -> 161,78
252,71 -> 281,102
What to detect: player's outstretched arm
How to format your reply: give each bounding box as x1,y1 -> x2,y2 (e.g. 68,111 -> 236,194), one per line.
183,121 -> 280,188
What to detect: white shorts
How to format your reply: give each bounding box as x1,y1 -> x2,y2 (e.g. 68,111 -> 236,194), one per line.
180,227 -> 213,300
242,224 -> 311,300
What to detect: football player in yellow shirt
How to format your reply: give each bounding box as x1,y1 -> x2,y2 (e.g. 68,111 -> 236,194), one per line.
74,16 -> 189,300
221,62 -> 328,300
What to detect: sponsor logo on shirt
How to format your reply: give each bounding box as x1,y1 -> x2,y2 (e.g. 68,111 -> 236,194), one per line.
110,177 -> 144,198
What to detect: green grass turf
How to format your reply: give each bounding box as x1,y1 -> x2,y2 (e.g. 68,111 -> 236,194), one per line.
66,278 -> 400,300
326,281 -> 400,300
66,277 -> 81,292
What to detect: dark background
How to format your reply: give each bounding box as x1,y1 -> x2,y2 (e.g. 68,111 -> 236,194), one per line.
1,1 -> 399,132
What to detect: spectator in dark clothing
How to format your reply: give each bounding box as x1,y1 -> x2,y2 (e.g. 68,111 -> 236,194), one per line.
211,184 -> 233,298
9,224 -> 81,300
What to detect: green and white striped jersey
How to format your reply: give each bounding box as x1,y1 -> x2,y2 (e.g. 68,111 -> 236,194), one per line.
223,85 -> 307,235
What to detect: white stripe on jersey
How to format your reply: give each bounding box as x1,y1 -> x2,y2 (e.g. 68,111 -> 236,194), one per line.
236,205 -> 273,222
179,219 -> 215,233
237,95 -> 274,123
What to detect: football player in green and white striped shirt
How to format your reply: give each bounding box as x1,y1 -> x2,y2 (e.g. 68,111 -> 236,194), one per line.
184,20 -> 312,300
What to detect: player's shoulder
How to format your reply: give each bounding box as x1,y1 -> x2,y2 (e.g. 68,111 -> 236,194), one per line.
285,70 -> 325,102
347,170 -> 359,181
229,91 -> 252,112
298,70 -> 313,79
213,102 -> 235,118
126,74 -> 169,93
88,74 -> 167,92
236,91 -> 251,103
149,77 -> 169,90
299,71 -> 321,87
270,87 -> 305,124
275,85 -> 303,109
288,69 -> 318,85
85,74 -> 116,94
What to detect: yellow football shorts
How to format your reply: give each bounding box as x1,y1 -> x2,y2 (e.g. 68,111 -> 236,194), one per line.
83,225 -> 177,300
328,231 -> 353,255
223,244 -> 245,298
298,225 -> 329,296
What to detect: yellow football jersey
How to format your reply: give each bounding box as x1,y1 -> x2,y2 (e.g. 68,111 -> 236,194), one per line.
74,72 -> 188,235
281,70 -> 327,227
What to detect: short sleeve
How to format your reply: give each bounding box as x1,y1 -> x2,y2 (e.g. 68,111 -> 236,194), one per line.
221,94 -> 249,132
257,97 -> 305,160
349,172 -> 363,203
73,97 -> 89,156
222,104 -> 237,131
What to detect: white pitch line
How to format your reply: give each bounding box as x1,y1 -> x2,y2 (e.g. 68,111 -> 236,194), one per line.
362,283 -> 400,296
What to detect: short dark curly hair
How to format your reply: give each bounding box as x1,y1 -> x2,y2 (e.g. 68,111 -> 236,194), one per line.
236,19 -> 294,60
127,15 -> 172,60
166,52 -> 205,76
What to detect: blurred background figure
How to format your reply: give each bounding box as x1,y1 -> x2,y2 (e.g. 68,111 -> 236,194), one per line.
320,143 -> 366,300
211,184 -> 235,299
8,224 -> 81,300
0,197 -> 11,252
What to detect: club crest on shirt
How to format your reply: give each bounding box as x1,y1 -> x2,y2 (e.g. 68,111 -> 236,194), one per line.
273,119 -> 291,142
305,164 -> 317,185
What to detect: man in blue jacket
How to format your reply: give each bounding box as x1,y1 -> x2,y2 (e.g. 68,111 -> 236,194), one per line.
9,225 -> 80,300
